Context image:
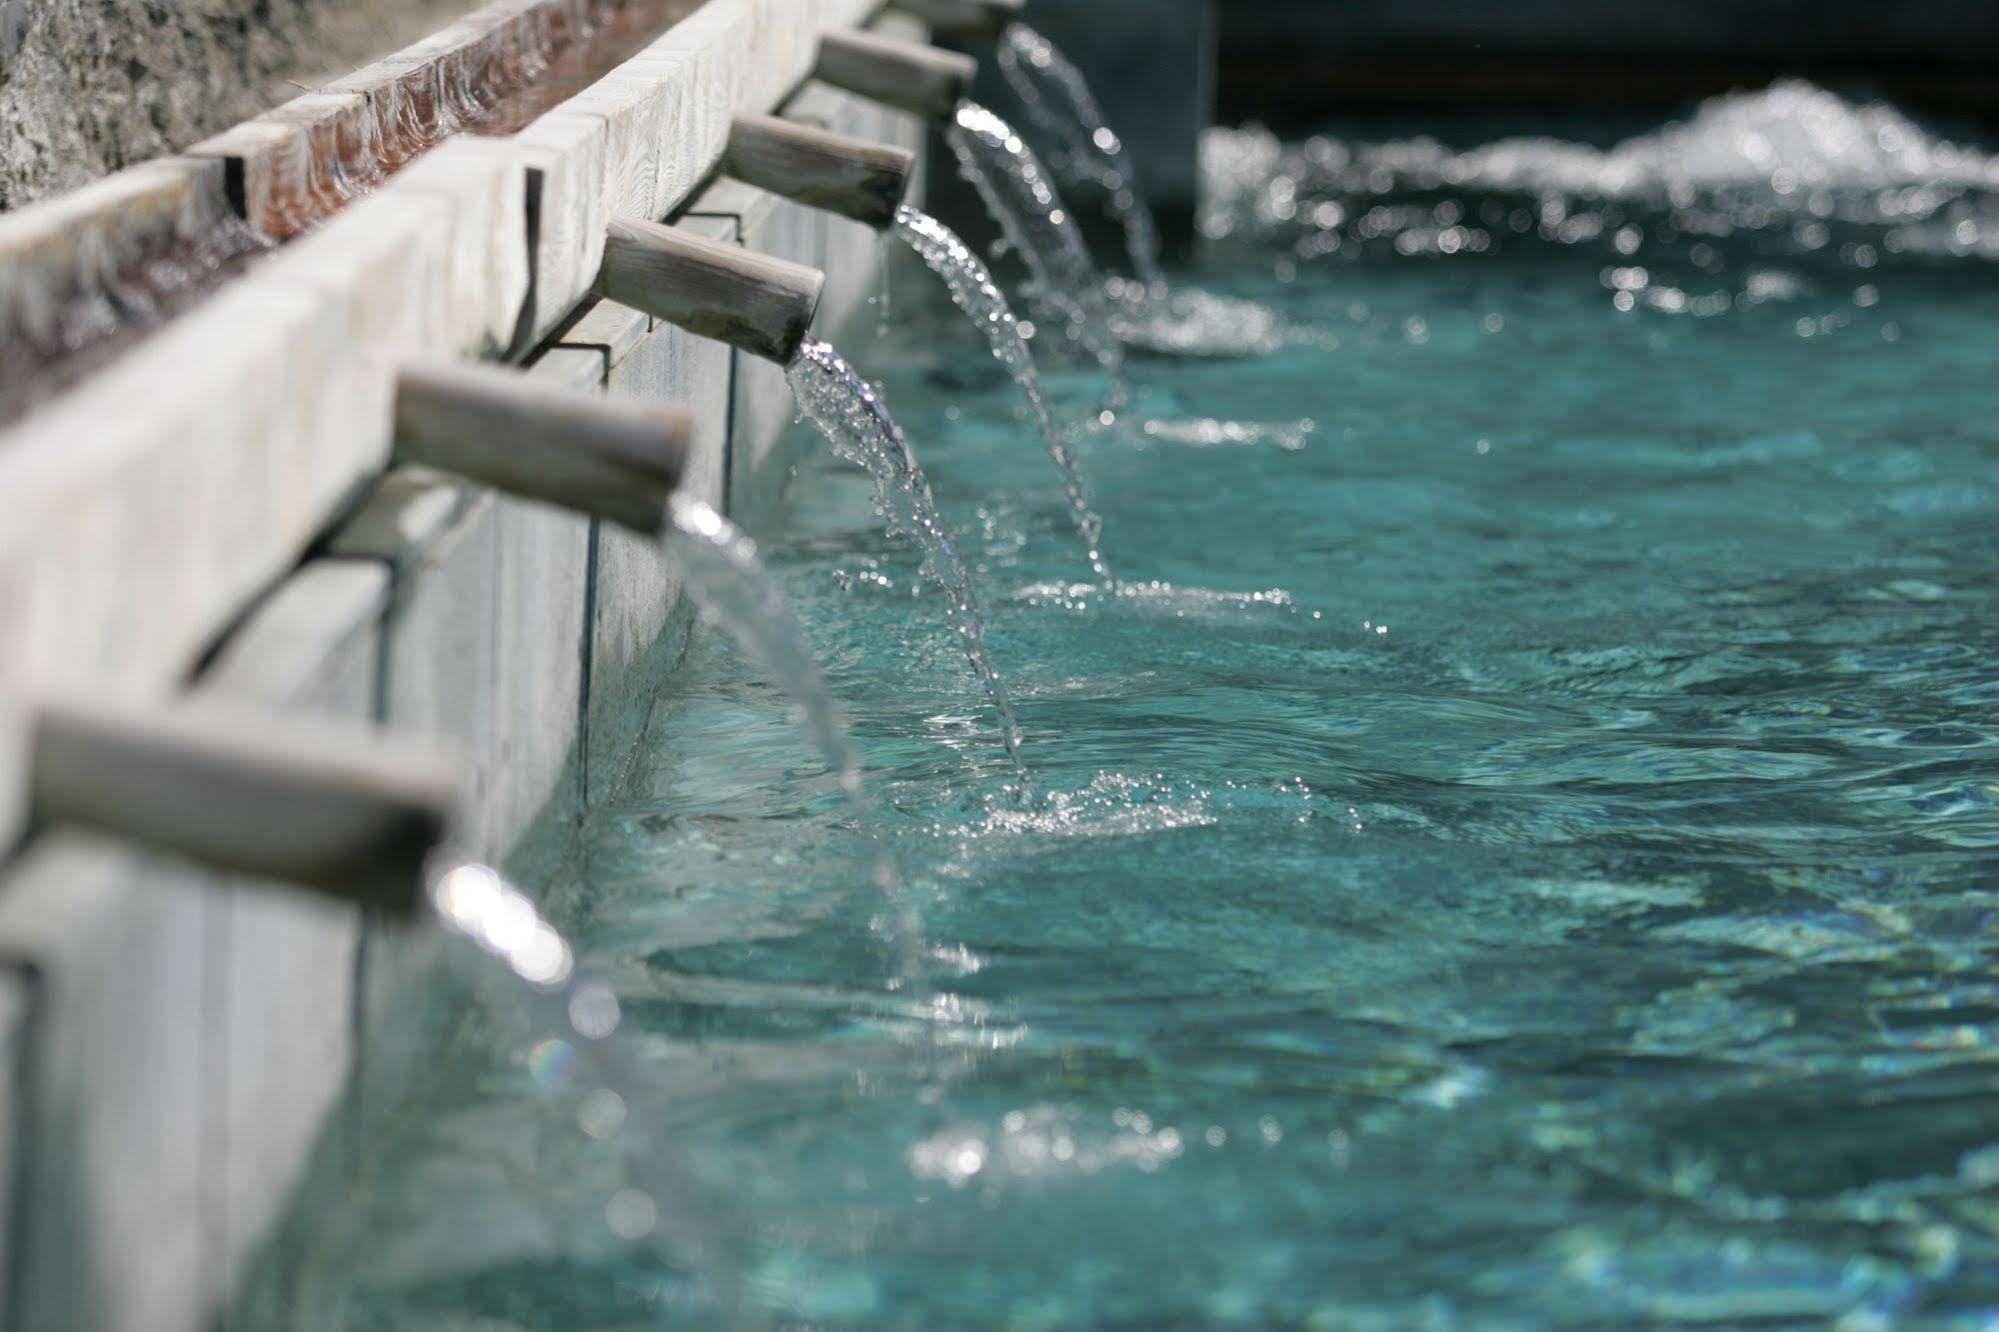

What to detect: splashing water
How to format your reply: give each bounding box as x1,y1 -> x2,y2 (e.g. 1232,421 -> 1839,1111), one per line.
995,23 -> 1167,292
786,338 -> 1029,783
946,102 -> 1125,384
425,860 -> 765,1330
891,204 -> 1114,587
1200,80 -> 1999,260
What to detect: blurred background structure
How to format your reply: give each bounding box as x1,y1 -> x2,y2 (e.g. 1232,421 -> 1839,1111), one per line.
1216,0 -> 1999,123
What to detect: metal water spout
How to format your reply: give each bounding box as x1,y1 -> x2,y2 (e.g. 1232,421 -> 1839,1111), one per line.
812,29 -> 978,122
392,359 -> 693,535
596,221 -> 826,363
888,0 -> 1026,42
720,114 -> 916,231
26,695 -> 459,915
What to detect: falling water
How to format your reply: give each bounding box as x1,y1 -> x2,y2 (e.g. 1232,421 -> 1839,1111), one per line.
891,204 -> 1114,587
426,859 -> 765,1329
787,338 -> 1028,782
946,102 -> 1125,395
955,75 -> 1291,366
996,23 -> 1167,292
662,492 -> 920,911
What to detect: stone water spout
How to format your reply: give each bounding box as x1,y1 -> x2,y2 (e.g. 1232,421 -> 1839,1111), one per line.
812,29 -> 977,122
721,114 -> 917,230
596,219 -> 825,363
25,695 -> 459,914
392,358 -> 693,534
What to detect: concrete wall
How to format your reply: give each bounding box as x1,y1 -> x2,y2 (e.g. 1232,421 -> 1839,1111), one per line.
0,18 -> 921,1332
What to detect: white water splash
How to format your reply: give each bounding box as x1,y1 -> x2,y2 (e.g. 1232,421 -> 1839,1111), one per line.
1139,417 -> 1317,451
1202,80 -> 1999,252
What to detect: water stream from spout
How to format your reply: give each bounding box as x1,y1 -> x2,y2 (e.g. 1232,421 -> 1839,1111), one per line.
787,338 -> 1028,784
946,102 -> 1125,405
427,860 -> 765,1330
664,495 -> 875,835
891,204 -> 1114,587
395,498 -> 949,1326
996,23 -> 1167,292
952,96 -> 1292,365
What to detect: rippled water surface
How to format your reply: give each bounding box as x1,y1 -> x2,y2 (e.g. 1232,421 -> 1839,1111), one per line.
282,94 -> 1999,1330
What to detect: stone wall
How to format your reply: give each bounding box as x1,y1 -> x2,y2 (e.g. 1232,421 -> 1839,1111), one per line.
0,0 -> 477,209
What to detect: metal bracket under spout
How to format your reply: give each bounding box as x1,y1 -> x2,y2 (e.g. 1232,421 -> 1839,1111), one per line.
721,114 -> 916,231
392,359 -> 693,536
25,695 -> 460,917
812,28 -> 978,122
596,219 -> 826,364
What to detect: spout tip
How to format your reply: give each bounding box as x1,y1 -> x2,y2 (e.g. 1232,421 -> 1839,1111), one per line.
393,359 -> 693,535
813,29 -> 978,122
27,694 -> 461,917
600,219 -> 826,365
723,114 -> 916,231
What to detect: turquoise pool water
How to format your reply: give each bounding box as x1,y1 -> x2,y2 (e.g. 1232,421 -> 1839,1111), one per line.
286,100 -> 1998,1329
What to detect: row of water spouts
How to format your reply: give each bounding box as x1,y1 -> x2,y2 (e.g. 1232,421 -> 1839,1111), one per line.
18,6 -> 1189,1323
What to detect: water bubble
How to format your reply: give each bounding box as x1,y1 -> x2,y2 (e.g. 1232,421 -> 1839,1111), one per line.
606,1189 -> 658,1240
577,1088 -> 627,1140
568,980 -> 621,1040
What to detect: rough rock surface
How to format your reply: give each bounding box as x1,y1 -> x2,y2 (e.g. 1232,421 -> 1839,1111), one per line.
0,0 -> 476,210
